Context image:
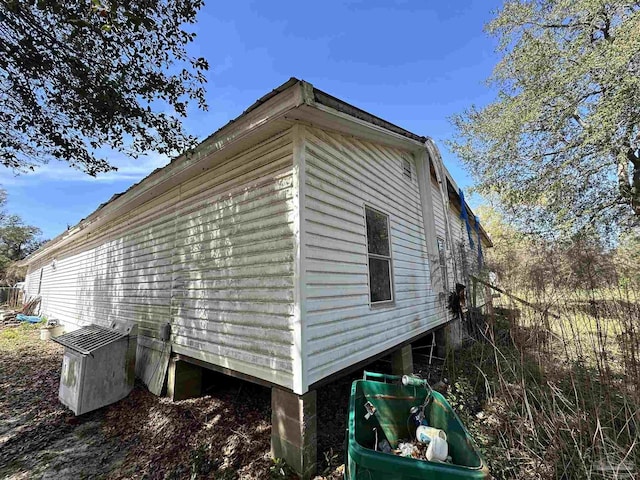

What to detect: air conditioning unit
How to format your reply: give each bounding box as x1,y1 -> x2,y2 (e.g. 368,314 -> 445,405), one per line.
53,322 -> 137,415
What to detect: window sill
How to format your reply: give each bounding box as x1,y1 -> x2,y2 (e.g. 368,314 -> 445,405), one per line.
370,300 -> 396,310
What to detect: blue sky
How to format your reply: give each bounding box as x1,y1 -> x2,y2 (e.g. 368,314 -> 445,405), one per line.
1,0 -> 503,240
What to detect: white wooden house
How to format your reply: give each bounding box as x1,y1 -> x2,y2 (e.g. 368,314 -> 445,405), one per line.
21,78 -> 491,478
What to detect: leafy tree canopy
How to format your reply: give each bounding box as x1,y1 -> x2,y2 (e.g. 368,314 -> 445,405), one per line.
478,204 -> 626,291
450,0 -> 640,237
0,0 -> 209,175
0,189 -> 46,283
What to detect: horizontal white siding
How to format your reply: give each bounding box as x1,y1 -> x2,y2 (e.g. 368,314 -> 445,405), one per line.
448,206 -> 487,308
449,206 -> 482,284
27,130 -> 296,389
170,164 -> 296,383
431,176 -> 447,243
430,174 -> 483,292
24,263 -> 42,302
302,126 -> 441,386
448,208 -> 467,287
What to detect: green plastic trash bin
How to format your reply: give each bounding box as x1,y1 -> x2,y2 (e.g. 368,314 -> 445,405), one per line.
345,371 -> 490,480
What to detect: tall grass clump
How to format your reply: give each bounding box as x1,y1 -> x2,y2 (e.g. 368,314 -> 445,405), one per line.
445,236 -> 640,479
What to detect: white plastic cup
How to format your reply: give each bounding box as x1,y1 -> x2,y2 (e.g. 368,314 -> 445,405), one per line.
426,436 -> 449,462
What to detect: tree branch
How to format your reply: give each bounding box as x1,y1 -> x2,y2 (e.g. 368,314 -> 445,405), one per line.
572,113 -> 588,130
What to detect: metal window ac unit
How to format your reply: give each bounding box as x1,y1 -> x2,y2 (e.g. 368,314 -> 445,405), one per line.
52,322 -> 137,415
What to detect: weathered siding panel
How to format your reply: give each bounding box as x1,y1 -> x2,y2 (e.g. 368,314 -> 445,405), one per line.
170,163 -> 296,386
448,207 -> 482,285
430,174 -> 450,291
24,262 -> 43,301
448,208 -> 466,287
302,127 -> 439,386
29,130 -> 296,390
430,175 -> 482,293
448,206 -> 487,310
37,214 -> 175,333
431,176 -> 447,243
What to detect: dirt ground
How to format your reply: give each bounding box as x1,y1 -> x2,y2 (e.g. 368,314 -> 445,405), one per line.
0,323 -> 444,479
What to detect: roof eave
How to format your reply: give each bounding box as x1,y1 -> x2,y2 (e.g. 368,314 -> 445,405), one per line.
20,78 -> 309,267
21,77 -> 491,266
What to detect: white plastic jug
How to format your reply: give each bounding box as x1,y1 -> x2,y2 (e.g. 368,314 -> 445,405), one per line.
426,436 -> 449,462
416,426 -> 447,444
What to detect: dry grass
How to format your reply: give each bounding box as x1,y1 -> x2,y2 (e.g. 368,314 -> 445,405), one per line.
445,283 -> 640,479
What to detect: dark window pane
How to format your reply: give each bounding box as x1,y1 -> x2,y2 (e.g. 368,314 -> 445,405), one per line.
437,237 -> 449,291
366,208 -> 389,256
369,257 -> 392,302
403,158 -> 412,180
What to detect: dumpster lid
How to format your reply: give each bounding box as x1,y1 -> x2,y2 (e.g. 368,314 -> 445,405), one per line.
53,325 -> 128,355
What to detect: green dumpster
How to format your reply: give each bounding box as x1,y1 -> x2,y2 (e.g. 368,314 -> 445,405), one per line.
345,372 -> 490,480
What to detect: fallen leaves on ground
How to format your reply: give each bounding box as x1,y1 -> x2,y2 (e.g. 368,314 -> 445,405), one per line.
0,322 -> 445,479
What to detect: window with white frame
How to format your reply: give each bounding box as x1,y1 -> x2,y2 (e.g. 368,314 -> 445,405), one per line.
365,206 -> 393,303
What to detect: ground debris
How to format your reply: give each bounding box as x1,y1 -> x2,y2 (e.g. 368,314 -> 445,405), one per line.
1,298 -> 42,326
0,324 -> 448,479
